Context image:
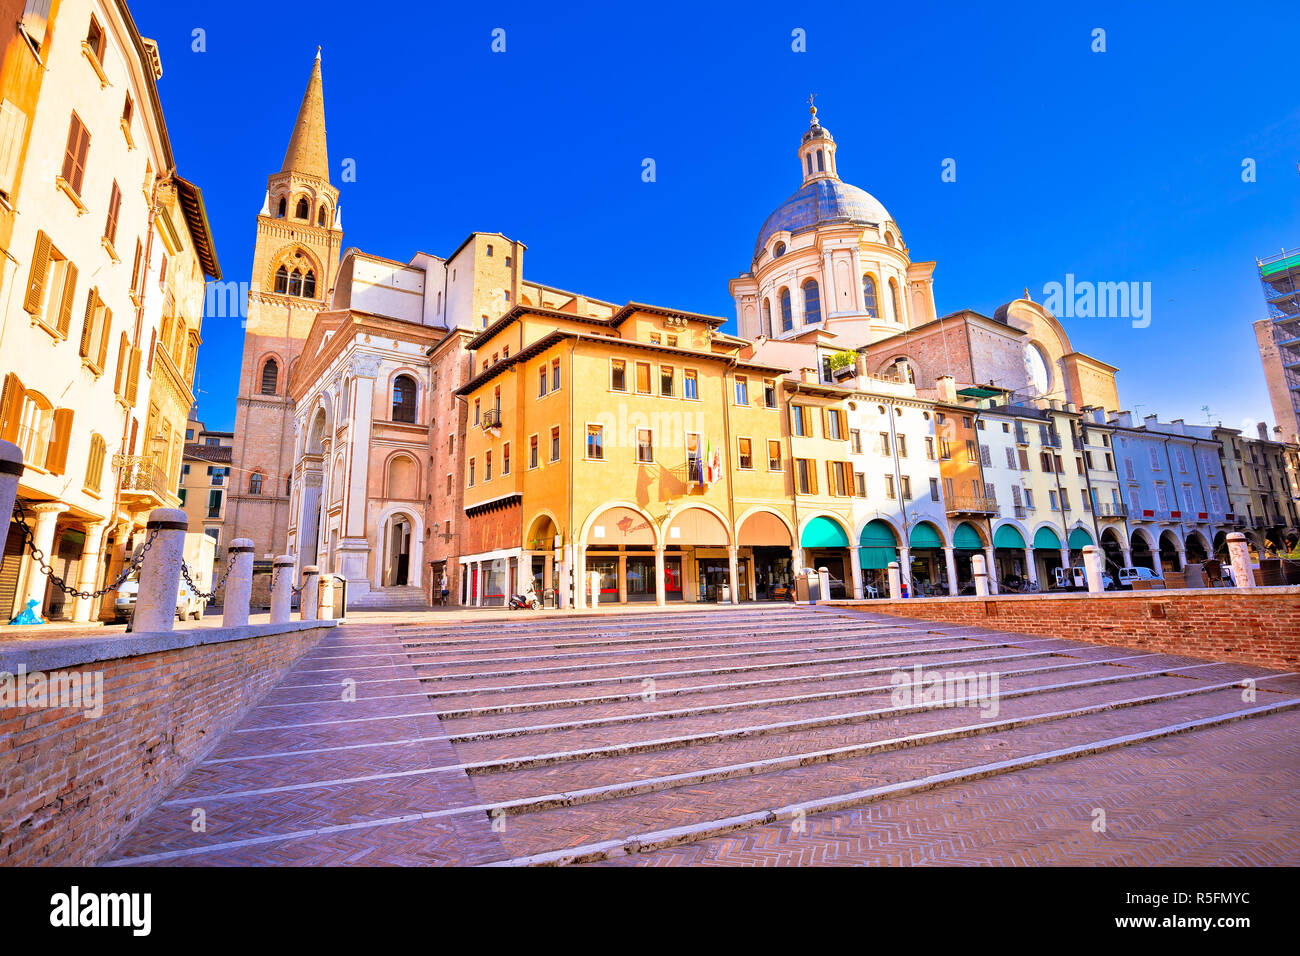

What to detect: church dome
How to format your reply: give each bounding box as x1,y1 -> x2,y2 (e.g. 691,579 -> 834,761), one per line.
754,178 -> 892,262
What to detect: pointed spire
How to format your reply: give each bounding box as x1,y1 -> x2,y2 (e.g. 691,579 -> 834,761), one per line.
281,49 -> 330,181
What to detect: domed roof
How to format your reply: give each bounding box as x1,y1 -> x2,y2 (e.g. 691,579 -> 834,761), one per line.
754,178 -> 892,262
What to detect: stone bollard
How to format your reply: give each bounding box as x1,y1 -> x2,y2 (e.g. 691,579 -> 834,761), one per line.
973,553 -> 989,597
887,561 -> 901,599
133,508 -> 189,633
300,566 -> 320,621
0,441 -> 21,530
817,566 -> 831,603
317,574 -> 335,621
589,570 -> 601,610
222,538 -> 255,628
271,555 -> 294,623
1082,545 -> 1105,593
1226,532 -> 1255,589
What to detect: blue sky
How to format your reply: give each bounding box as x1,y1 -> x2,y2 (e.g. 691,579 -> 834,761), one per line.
134,0 -> 1300,434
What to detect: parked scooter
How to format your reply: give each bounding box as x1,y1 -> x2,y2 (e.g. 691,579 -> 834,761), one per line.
508,584 -> 543,610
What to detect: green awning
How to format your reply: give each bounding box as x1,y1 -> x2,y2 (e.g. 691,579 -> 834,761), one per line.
1068,528 -> 1094,549
859,520 -> 898,570
993,525 -> 1026,549
953,522 -> 983,550
909,523 -> 944,549
801,516 -> 849,549
1033,527 -> 1062,550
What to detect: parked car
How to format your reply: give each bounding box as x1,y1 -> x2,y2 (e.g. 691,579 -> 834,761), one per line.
114,573 -> 205,623
1117,566 -> 1163,590
1052,566 -> 1114,591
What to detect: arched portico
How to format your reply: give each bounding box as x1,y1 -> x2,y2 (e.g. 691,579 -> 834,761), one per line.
736,507 -> 796,601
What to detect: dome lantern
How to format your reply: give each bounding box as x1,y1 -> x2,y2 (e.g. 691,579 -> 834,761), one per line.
797,95 -> 838,185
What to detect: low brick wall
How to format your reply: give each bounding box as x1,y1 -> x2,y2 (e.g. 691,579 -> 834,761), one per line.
0,620 -> 333,865
826,586 -> 1300,672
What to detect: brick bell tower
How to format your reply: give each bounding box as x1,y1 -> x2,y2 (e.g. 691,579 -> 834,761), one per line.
227,49 -> 343,565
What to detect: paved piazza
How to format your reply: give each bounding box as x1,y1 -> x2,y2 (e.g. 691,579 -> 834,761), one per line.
103,605 -> 1300,867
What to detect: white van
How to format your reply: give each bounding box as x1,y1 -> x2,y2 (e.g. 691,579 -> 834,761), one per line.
1117,566 -> 1164,589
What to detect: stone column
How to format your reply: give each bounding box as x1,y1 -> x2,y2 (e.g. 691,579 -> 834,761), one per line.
849,546 -> 864,599
1082,545 -> 1105,593
1059,546 -> 1071,571
300,566 -> 320,621
944,547 -> 958,595
887,561 -> 901,599
1151,551 -> 1164,578
271,554 -> 294,623
71,521 -> 110,622
899,546 -> 912,596
133,508 -> 188,633
21,503 -> 67,618
972,552 -> 989,597
573,546 -> 587,610
654,546 -> 666,607
1226,532 -> 1254,588
817,566 -> 830,602
1120,546 -> 1133,569
1024,548 -> 1038,588
317,574 -> 334,620
849,248 -> 865,311
223,538 -> 255,628
617,554 -> 628,604
985,545 -> 999,595
727,545 -> 740,604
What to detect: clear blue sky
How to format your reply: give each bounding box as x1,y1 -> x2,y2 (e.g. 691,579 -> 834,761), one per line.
133,0 -> 1300,434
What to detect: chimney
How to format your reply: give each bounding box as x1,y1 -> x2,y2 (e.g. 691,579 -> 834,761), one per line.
1113,411 -> 1133,427
936,375 -> 957,403
1274,425 -> 1284,438
1144,414 -> 1159,429
801,367 -> 818,384
1092,408 -> 1106,424
1257,422 -> 1269,441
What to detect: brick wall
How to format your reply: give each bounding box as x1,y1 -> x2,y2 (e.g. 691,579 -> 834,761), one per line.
0,622 -> 329,865
829,587 -> 1300,671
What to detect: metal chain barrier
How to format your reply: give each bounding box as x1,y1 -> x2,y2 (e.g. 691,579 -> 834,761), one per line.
181,551 -> 236,604
13,499 -> 159,601
271,565 -> 304,596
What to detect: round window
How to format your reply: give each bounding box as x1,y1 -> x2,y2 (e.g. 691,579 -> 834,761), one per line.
1024,344 -> 1050,394
773,241 -> 786,258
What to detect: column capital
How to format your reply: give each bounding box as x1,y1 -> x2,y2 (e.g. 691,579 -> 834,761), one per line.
29,502 -> 68,517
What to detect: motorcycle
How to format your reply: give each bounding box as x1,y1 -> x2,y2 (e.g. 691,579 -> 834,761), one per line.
508,585 -> 543,610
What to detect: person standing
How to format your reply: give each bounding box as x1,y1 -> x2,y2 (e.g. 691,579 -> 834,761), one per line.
439,570 -> 449,606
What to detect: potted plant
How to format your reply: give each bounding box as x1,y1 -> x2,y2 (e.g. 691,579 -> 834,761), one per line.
828,349 -> 857,381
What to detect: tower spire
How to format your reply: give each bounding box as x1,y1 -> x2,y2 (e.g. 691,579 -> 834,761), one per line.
281,50 -> 329,182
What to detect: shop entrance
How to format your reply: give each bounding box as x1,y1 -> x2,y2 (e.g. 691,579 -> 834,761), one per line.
751,546 -> 793,601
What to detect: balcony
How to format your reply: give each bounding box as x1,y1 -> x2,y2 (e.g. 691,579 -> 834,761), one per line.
115,455 -> 169,507
1097,503 -> 1129,518
946,495 -> 999,516
481,407 -> 502,430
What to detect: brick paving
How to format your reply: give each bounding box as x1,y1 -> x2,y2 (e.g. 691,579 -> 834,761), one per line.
101,604 -> 1300,866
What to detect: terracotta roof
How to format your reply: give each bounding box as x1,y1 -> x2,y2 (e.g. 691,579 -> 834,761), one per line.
281,52 -> 329,181
184,443 -> 231,464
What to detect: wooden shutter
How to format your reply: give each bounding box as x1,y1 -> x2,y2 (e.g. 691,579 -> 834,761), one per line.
78,288 -> 97,357
23,230 -> 50,314
84,435 -> 105,493
55,261 -> 77,336
96,306 -> 111,368
113,332 -> 128,396
0,372 -> 25,443
125,347 -> 141,406
46,407 -> 73,474
130,239 -> 142,292
61,114 -> 89,193
104,182 -> 121,243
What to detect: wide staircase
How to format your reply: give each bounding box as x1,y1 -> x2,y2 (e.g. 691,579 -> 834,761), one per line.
345,584 -> 429,610
102,604 -> 1300,866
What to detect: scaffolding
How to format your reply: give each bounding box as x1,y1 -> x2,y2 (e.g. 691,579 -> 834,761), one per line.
1257,247 -> 1300,427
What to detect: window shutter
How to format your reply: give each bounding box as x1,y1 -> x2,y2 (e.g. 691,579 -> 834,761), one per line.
55,261 -> 77,336
24,231 -> 50,314
62,115 -> 89,193
126,347 -> 141,405
46,408 -> 73,474
980,444 -> 991,466
0,99 -> 29,197
104,182 -> 121,242
0,372 -> 25,443
130,239 -> 143,292
79,289 -> 96,357
113,331 -> 129,395
84,435 -> 105,493
20,0 -> 52,48
96,306 -> 112,368
1018,448 -> 1029,470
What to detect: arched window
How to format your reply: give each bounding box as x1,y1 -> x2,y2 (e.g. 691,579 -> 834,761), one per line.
260,358 -> 278,395
288,270 -> 302,296
249,472 -> 264,495
862,275 -> 878,317
889,278 -> 902,324
779,288 -> 793,332
392,374 -> 417,423
816,149 -> 824,172
303,270 -> 316,299
761,298 -> 773,338
276,197 -> 286,218
806,154 -> 813,174
274,266 -> 289,294
317,206 -> 327,227
773,241 -> 785,258
802,279 -> 821,325
295,197 -> 310,219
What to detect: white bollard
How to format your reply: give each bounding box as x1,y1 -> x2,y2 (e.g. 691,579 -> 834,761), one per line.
0,441 -> 21,531
317,575 -> 334,621
271,555 -> 294,623
887,561 -> 901,600
1226,532 -> 1255,589
1082,545 -> 1105,593
222,538 -> 254,628
817,566 -> 830,603
589,570 -> 601,610
300,566 -> 320,620
133,508 -> 188,633
973,553 -> 989,597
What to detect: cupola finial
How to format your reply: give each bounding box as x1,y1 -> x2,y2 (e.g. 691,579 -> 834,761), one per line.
807,92 -> 818,126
